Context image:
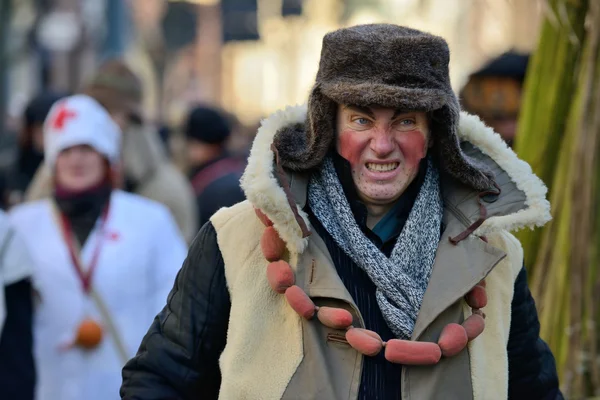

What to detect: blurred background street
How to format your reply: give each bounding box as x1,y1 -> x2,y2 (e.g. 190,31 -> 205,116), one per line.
0,0 -> 541,170
3,0 -> 600,398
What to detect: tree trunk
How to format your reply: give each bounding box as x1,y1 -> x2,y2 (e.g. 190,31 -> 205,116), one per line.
515,0 -> 600,397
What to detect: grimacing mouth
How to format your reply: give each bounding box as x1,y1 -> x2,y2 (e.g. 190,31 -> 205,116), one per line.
365,162 -> 400,172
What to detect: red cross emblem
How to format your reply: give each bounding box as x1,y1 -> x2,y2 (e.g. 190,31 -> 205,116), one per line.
51,103 -> 77,131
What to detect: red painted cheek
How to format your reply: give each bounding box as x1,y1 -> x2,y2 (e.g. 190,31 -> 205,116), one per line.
337,132 -> 367,168
398,131 -> 427,169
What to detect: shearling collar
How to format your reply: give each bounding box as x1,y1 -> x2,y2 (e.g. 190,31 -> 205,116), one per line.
240,105 -> 551,254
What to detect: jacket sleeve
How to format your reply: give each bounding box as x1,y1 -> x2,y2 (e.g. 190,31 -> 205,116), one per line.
0,216 -> 35,400
507,266 -> 564,400
0,279 -> 35,400
121,221 -> 231,400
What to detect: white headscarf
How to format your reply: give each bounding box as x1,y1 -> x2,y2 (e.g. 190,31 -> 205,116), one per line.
43,94 -> 122,169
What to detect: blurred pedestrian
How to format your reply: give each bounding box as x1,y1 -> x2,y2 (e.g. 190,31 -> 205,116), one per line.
24,60 -> 198,243
9,94 -> 187,400
460,51 -> 529,147
185,105 -> 245,228
157,124 -> 171,154
0,210 -> 35,400
1,91 -> 68,209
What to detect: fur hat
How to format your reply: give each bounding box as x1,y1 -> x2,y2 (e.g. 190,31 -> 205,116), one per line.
44,94 -> 122,169
273,24 -> 494,191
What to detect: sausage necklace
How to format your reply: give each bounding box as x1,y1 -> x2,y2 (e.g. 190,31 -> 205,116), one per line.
256,208 -> 487,365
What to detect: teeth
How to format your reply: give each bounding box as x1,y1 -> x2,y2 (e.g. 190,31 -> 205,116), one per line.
366,162 -> 399,172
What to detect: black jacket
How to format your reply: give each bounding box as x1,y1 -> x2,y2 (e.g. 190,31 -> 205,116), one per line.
0,278 -> 35,400
121,220 -> 562,400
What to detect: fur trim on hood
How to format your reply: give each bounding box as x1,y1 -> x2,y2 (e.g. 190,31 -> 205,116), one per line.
241,105 -> 551,254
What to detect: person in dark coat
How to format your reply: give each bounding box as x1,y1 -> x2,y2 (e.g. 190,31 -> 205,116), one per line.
1,91 -> 68,209
184,106 -> 245,228
121,25 -> 561,399
460,51 -> 529,147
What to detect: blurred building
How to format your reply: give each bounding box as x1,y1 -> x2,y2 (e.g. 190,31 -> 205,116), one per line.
1,0 -> 544,139
155,0 -> 544,128
1,0 -> 130,131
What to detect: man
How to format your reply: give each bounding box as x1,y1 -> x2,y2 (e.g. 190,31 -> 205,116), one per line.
0,211 -> 35,400
184,105 -> 245,228
24,60 -> 198,243
460,51 -> 529,147
1,91 -> 68,209
121,25 -> 561,399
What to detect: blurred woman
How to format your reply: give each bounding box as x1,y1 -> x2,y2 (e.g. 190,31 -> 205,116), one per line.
9,94 -> 187,400
24,60 -> 198,242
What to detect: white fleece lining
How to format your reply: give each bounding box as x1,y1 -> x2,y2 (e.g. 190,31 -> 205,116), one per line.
457,113 -> 552,236
212,204 -> 524,399
240,105 -> 309,254
242,106 -> 551,254
211,202 -> 303,400
464,230 -> 524,400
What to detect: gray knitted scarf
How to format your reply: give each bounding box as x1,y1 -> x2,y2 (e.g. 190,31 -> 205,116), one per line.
308,156 -> 443,339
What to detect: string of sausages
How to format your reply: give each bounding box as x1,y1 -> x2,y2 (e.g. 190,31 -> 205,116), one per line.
256,207 -> 487,365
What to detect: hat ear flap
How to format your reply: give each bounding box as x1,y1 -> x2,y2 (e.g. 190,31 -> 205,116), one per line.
431,105 -> 495,191
274,85 -> 336,171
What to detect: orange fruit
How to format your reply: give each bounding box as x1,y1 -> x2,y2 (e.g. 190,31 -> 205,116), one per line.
75,319 -> 103,349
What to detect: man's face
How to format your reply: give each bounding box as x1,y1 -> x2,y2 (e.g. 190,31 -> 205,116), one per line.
335,105 -> 431,206
55,145 -> 107,191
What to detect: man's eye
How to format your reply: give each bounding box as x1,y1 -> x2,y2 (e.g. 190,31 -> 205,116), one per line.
353,117 -> 370,125
395,118 -> 417,130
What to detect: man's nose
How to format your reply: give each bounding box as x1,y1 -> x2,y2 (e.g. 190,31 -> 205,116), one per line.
370,129 -> 395,157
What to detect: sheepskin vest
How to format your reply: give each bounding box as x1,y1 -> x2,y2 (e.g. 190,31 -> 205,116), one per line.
212,197 -> 524,399
210,108 -> 551,400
